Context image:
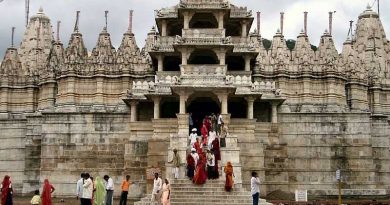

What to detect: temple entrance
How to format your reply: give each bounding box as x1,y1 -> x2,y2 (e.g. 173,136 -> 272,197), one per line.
187,92 -> 220,133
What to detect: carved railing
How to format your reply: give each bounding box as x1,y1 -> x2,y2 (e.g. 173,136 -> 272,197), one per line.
175,36 -> 232,45
230,7 -> 252,18
150,36 -> 175,52
180,64 -> 227,76
225,75 -> 252,86
155,8 -> 178,18
251,81 -> 277,92
179,0 -> 230,9
182,29 -> 225,38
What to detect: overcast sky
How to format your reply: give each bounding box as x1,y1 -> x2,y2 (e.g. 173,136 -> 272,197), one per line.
0,0 -> 388,56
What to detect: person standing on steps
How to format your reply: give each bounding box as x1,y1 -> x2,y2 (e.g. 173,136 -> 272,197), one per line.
201,122 -> 208,146
206,149 -> 216,180
189,112 -> 194,133
161,179 -> 171,205
151,173 -> 162,205
168,149 -> 181,179
119,175 -> 132,205
220,122 -> 228,148
251,172 -> 261,205
186,149 -> 196,180
217,113 -> 224,136
104,175 -> 114,205
224,161 -> 234,192
189,128 -> 197,147
210,113 -> 217,132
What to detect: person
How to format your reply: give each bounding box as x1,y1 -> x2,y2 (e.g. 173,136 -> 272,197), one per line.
30,190 -> 40,205
188,128 -> 197,147
168,149 -> 181,179
190,148 -> 199,168
1,175 -> 13,205
82,173 -> 93,205
201,123 -> 208,146
193,152 -> 207,185
210,113 -> 217,132
204,116 -> 211,131
211,137 -> 221,161
119,175 -> 131,205
151,173 -> 162,205
207,129 -> 216,149
251,172 -> 261,205
186,149 -> 196,180
94,177 -> 105,205
76,173 -> 85,205
217,113 -> 224,135
220,122 -> 228,148
206,150 -> 216,180
103,175 -> 114,205
161,179 -> 171,205
89,176 -> 95,205
194,138 -> 202,155
224,162 -> 234,192
41,179 -> 55,205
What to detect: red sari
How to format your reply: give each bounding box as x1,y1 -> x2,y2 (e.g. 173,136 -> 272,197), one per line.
186,153 -> 195,179
42,179 -> 55,205
1,176 -> 12,205
193,153 -> 207,185
201,124 -> 208,145
224,162 -> 234,192
212,138 -> 221,161
194,140 -> 202,155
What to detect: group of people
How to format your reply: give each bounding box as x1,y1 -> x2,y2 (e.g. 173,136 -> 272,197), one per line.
76,173 -> 132,205
187,113 -> 234,191
1,175 -> 55,205
151,173 -> 171,205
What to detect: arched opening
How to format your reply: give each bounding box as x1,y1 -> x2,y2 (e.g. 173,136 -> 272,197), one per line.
254,101 -> 271,122
189,13 -> 218,29
188,49 -> 219,65
228,97 -> 247,118
161,97 -> 179,118
226,55 -> 245,71
164,55 -> 181,71
187,92 -> 220,132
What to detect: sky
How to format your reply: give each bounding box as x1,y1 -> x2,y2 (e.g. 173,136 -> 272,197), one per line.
0,0 -> 388,56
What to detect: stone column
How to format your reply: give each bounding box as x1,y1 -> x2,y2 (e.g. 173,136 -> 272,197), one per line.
219,51 -> 226,65
241,20 -> 247,38
157,55 -> 163,72
218,11 -> 224,29
244,55 -> 251,72
183,12 -> 190,29
153,97 -> 161,119
246,97 -> 255,119
179,95 -> 187,114
161,20 -> 167,37
218,93 -> 228,114
130,101 -> 138,122
271,101 -> 278,123
181,49 -> 188,65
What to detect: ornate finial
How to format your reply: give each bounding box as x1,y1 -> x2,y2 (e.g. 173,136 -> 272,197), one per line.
56,21 -> 61,42
73,11 -> 80,33
38,6 -> 43,13
366,3 -> 372,10
104,10 -> 109,31
11,27 -> 15,47
276,28 -> 281,34
280,12 -> 285,36
129,10 -> 134,33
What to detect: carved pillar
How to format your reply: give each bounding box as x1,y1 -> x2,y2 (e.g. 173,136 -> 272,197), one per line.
244,55 -> 251,72
181,49 -> 188,65
157,55 -> 163,72
161,20 -> 167,37
271,101 -> 278,123
245,97 -> 255,119
183,12 -> 190,29
153,97 -> 161,119
179,95 -> 187,114
130,101 -> 138,122
241,20 -> 247,38
218,93 -> 228,114
217,11 -> 224,29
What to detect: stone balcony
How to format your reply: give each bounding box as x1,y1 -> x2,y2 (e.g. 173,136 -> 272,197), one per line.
179,0 -> 230,9
149,36 -> 175,53
182,28 -> 225,38
175,35 -> 232,46
180,64 -> 227,76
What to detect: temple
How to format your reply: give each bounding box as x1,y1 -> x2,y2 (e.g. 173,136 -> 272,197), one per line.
0,0 -> 389,202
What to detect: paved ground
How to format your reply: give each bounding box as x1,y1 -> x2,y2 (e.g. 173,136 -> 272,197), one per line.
14,197 -> 137,205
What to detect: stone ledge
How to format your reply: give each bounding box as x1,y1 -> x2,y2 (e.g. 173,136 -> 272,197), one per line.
308,189 -> 387,196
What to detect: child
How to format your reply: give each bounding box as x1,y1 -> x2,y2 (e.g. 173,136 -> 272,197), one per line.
31,190 -> 41,205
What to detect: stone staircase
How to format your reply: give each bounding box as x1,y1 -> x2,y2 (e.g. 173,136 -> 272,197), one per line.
134,179 -> 271,205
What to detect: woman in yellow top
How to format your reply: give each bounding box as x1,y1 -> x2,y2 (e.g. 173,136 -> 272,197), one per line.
30,190 -> 40,205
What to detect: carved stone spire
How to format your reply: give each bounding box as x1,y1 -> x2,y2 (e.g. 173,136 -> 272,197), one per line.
317,30 -> 339,72
268,29 -> 290,70
65,12 -> 88,65
0,47 -> 22,78
292,29 -> 315,71
89,29 -> 116,65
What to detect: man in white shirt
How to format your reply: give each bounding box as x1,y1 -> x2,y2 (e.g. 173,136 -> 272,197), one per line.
251,172 -> 261,205
104,175 -> 114,205
217,113 -> 223,135
206,150 -> 216,179
151,173 -> 162,205
189,128 -> 198,147
82,173 -> 93,205
190,148 -> 199,167
76,173 -> 85,205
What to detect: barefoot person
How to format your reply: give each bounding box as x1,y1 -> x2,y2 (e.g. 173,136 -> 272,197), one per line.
224,162 -> 234,192
151,173 -> 162,205
161,179 -> 171,205
41,179 -> 55,205
1,175 -> 13,205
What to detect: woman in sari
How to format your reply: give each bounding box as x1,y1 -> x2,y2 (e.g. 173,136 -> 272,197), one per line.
193,153 -> 207,184
1,175 -> 13,205
194,138 -> 202,155
201,123 -> 208,146
94,177 -> 106,205
161,179 -> 171,205
41,179 -> 55,205
224,162 -> 234,192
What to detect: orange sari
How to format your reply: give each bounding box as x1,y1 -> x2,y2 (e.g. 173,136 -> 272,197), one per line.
224,162 -> 234,192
